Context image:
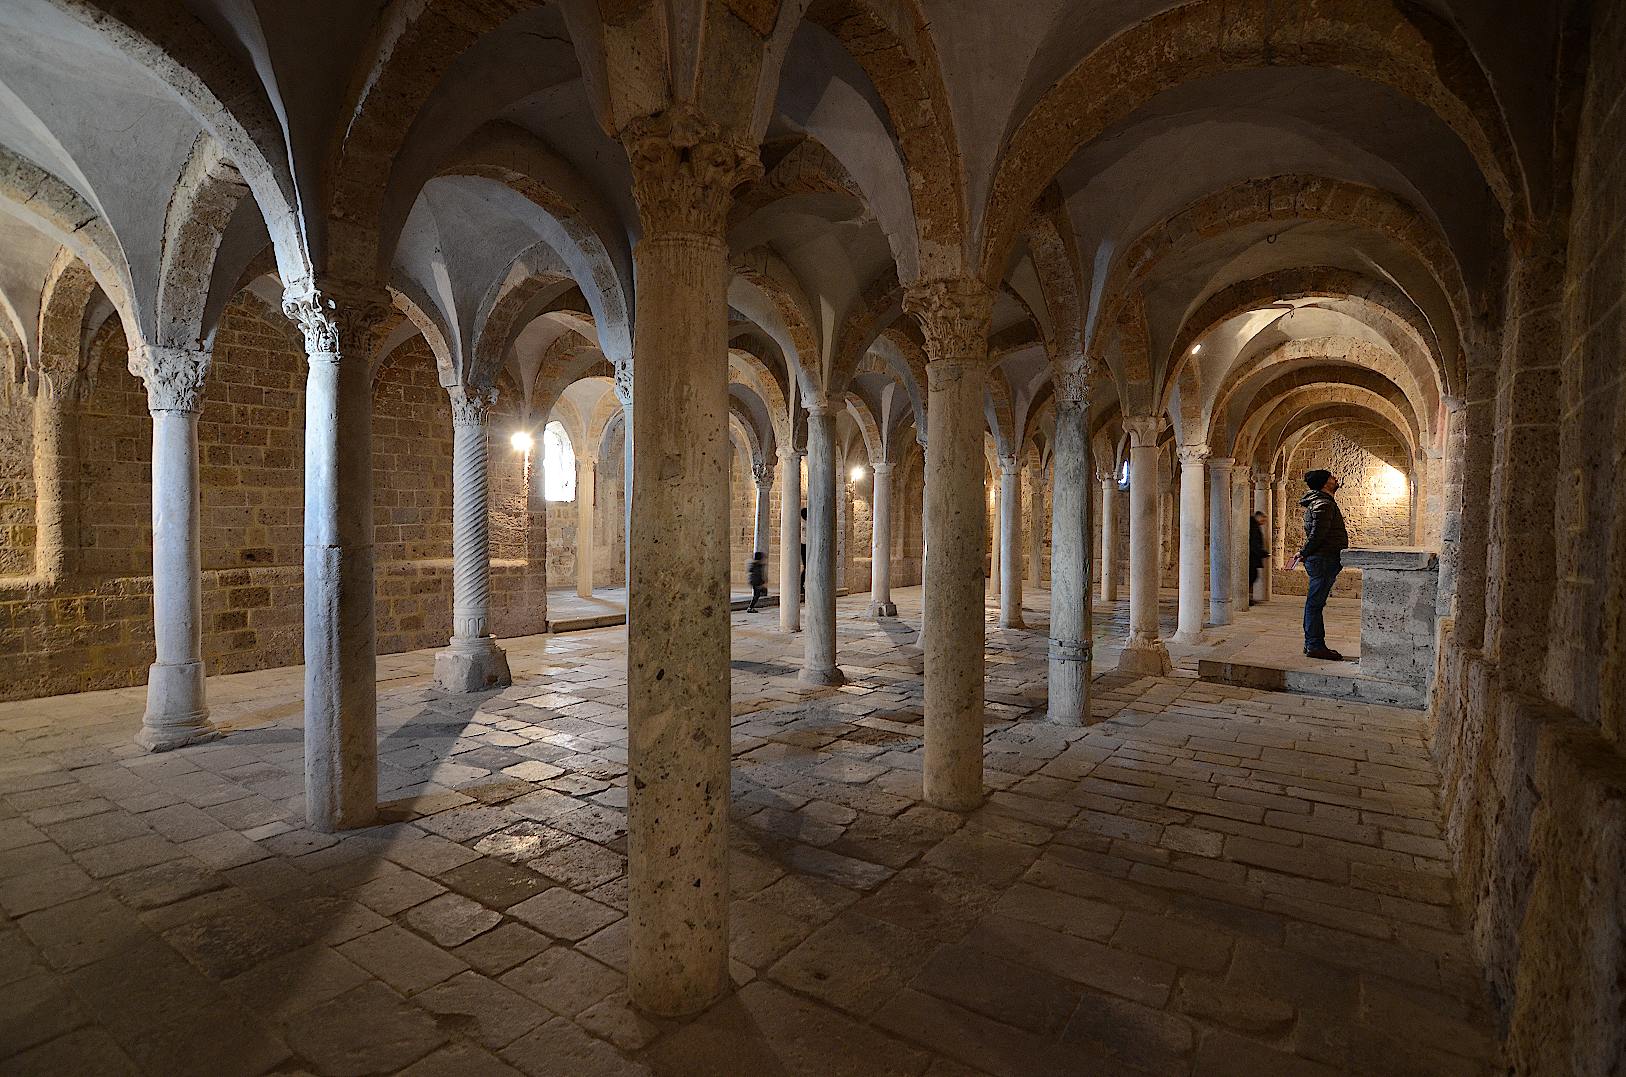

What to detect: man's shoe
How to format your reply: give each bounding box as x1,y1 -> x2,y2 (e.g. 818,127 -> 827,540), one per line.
1304,646 -> 1343,660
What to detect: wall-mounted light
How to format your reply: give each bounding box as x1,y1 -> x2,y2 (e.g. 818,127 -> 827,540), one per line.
850,465 -> 866,482
1190,343 -> 1202,355
510,430 -> 534,453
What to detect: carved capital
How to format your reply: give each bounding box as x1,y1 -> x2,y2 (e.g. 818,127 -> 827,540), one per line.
998,454 -> 1020,475
1121,414 -> 1165,447
1054,364 -> 1090,409
281,284 -> 392,363
448,384 -> 499,427
1176,444 -> 1211,467
904,279 -> 993,363
622,106 -> 762,239
752,461 -> 774,488
1206,456 -> 1235,474
871,461 -> 893,476
130,344 -> 211,414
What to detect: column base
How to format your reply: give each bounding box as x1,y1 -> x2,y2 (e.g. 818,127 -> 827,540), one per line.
799,665 -> 846,687
999,612 -> 1028,629
1170,629 -> 1208,645
435,637 -> 512,693
869,601 -> 897,618
1046,637 -> 1092,726
137,660 -> 218,752
1117,637 -> 1172,676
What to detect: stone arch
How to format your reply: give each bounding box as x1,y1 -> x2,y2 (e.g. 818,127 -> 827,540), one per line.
36,248 -> 101,395
158,134 -> 252,350
473,270 -> 577,387
730,248 -> 824,400
433,124 -> 633,366
984,368 -> 1016,456
729,347 -> 791,444
800,0 -> 967,278
41,0 -> 313,291
1164,266 -> 1455,406
321,0 -> 549,283
842,391 -> 883,465
1099,176 -> 1474,382
980,0 -> 1526,279
1238,387 -> 1418,471
826,269 -> 902,398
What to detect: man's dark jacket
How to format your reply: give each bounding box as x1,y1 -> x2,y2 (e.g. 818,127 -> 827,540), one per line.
747,558 -> 767,589
1298,490 -> 1349,560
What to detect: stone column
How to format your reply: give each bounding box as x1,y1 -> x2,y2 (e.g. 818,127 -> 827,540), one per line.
1048,368 -> 1092,724
435,386 -> 512,692
614,369 -> 634,591
1252,473 -> 1272,603
620,110 -> 759,1017
1207,457 -> 1234,626
1118,416 -> 1171,674
778,447 -> 801,631
1027,465 -> 1044,588
284,286 -> 390,832
1272,477 -> 1288,564
1232,469 -> 1250,611
905,280 -> 991,810
869,461 -> 896,616
30,374 -> 80,584
998,455 -> 1025,628
1173,446 -> 1208,642
130,346 -> 217,751
988,467 -> 1001,598
752,461 -> 773,558
574,451 -> 596,598
1098,473 -> 1119,602
801,404 -> 843,684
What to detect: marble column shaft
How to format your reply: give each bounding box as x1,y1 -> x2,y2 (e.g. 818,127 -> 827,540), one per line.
801,407 -> 843,684
30,376 -> 79,582
1272,478 -> 1288,564
778,448 -> 801,631
988,473 -> 1001,598
752,462 -> 773,558
1048,373 -> 1091,724
1231,471 -> 1250,610
1099,475 -> 1119,602
576,453 -> 596,598
285,287 -> 389,832
1027,468 -> 1044,587
1174,447 -> 1208,641
132,345 -> 217,751
869,461 -> 896,616
621,111 -> 760,1017
998,456 -> 1025,627
1253,476 -> 1272,602
906,280 -> 991,811
1208,458 -> 1235,626
1118,416 -> 1171,675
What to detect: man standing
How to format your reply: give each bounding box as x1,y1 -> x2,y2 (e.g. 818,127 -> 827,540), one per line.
1290,469 -> 1349,659
1248,510 -> 1269,605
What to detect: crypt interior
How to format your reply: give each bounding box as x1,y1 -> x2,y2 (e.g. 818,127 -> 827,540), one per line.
0,1 -> 1622,1074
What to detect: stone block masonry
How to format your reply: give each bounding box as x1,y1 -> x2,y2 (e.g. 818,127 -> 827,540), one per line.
0,294 -> 548,702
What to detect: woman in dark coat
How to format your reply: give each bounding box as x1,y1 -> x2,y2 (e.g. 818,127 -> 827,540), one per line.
1248,511 -> 1268,605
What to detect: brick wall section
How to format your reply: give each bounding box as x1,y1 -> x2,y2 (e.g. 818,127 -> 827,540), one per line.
0,382 -> 34,575
0,294 -> 550,701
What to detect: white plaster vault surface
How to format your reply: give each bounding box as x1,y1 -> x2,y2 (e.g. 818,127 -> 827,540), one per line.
0,591 -> 1494,1076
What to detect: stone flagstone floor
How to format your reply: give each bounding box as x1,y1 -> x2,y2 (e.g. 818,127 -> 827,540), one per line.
0,590 -> 1498,1076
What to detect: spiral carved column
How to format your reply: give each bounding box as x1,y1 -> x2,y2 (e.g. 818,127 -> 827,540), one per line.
436,385 -> 511,693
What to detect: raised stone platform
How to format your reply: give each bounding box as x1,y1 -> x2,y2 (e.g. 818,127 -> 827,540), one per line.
1198,547 -> 1439,709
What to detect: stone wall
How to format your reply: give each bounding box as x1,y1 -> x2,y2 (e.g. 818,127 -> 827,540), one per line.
0,294 -> 551,702
1287,423 -> 1412,548
1432,4 -> 1626,1072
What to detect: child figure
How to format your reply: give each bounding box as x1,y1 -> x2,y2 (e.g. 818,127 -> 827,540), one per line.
746,550 -> 768,612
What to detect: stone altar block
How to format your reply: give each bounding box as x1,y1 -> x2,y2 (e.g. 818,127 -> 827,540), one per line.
1341,547 -> 1438,702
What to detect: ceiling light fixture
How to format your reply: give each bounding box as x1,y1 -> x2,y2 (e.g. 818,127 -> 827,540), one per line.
1190,343 -> 1202,355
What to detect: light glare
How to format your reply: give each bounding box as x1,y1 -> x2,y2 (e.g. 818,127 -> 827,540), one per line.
850,465 -> 866,482
510,430 -> 534,453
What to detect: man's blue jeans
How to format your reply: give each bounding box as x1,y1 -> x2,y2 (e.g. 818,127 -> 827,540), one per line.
1303,554 -> 1342,651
